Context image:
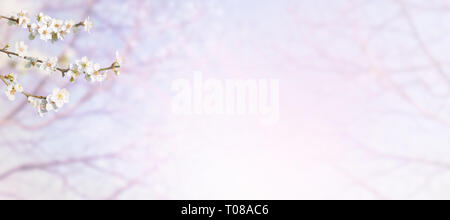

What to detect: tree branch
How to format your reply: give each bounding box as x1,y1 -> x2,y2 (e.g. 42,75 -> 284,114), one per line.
0,48 -> 120,76
0,15 -> 84,28
0,75 -> 46,99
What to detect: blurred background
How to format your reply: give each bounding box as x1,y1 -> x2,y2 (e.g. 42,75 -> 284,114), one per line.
0,0 -> 450,199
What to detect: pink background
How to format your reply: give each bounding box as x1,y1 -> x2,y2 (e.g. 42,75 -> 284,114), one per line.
0,0 -> 449,199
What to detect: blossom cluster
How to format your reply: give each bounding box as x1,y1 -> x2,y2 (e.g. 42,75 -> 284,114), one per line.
68,52 -> 122,82
2,41 -> 122,116
1,73 -> 70,117
28,88 -> 70,117
13,41 -> 122,82
1,11 -> 121,117
9,11 -> 92,42
69,57 -> 106,82
12,41 -> 59,74
3,73 -> 23,101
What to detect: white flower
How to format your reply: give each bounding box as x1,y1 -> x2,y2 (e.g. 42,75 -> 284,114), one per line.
68,63 -> 81,81
45,97 -> 57,112
14,84 -> 23,93
72,57 -> 111,82
95,71 -> 107,82
4,83 -> 23,101
17,10 -> 29,28
76,56 -> 92,72
63,20 -> 75,33
29,21 -> 41,40
50,19 -> 63,32
28,97 -> 46,117
48,88 -> 70,108
56,29 -> 68,40
36,13 -> 44,23
90,64 -> 107,82
5,85 -> 16,101
28,96 -> 40,108
18,17 -> 29,28
38,26 -> 52,41
15,12 -> 91,42
38,100 -> 49,116
15,41 -> 28,58
41,15 -> 52,27
82,17 -> 93,32
84,65 -> 94,76
17,10 -> 27,18
41,57 -> 58,72
30,23 -> 40,33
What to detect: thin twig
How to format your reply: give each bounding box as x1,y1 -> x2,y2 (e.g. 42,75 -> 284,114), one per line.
0,15 -> 18,23
0,75 -> 46,99
0,48 -> 120,100
0,15 -> 84,28
0,48 -> 120,75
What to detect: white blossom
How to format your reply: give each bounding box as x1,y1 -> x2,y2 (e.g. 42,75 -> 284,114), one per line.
84,65 -> 94,76
28,96 -> 40,108
50,19 -> 63,31
89,64 -> 107,82
41,57 -> 58,73
47,88 -> 69,109
76,56 -> 93,72
18,17 -> 29,28
83,17 -> 93,32
30,23 -> 39,33
28,97 -> 46,117
5,85 -> 16,101
15,41 -> 28,58
69,57 -> 111,83
38,26 -> 52,41
17,10 -> 29,28
1,11 -> 120,117
15,84 -> 23,93
68,63 -> 81,81
63,20 -> 75,33
36,13 -> 44,23
4,83 -> 23,101
45,98 -> 56,112
9,11 -> 93,43
38,100 -> 49,116
17,10 -> 27,18
40,15 -> 52,27
56,29 -> 68,40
